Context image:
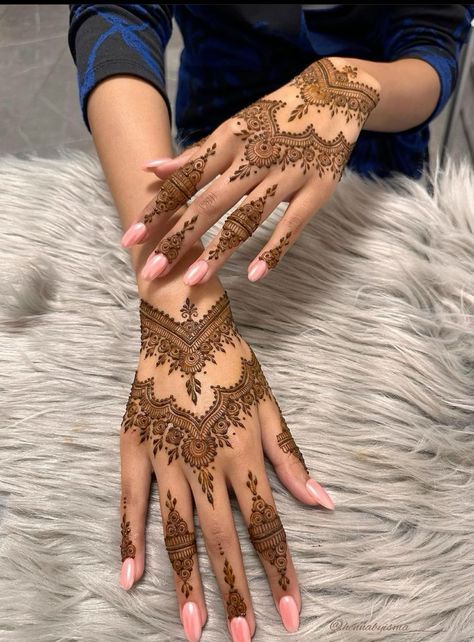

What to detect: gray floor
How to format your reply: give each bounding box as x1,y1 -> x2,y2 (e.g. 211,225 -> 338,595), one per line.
0,4 -> 472,165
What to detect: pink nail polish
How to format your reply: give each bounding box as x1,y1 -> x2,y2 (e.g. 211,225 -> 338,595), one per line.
183,260 -> 209,286
142,157 -> 173,169
119,558 -> 135,590
141,253 -> 169,280
306,479 -> 335,510
230,617 -> 251,642
248,260 -> 268,282
278,595 -> 299,633
121,222 -> 147,248
181,602 -> 202,642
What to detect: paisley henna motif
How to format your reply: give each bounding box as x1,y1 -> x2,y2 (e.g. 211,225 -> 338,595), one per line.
224,558 -> 247,620
120,496 -> 136,562
230,100 -> 354,182
259,232 -> 292,270
208,185 -> 277,261
289,58 -> 380,125
121,352 -> 271,506
139,293 -> 239,404
156,215 -> 198,263
246,471 -> 290,590
144,144 -> 216,225
164,490 -> 197,597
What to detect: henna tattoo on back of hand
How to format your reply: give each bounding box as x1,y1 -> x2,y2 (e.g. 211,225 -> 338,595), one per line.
208,185 -> 277,261
120,496 -> 137,561
223,558 -> 247,620
259,232 -> 292,270
164,490 -> 197,597
139,293 -> 239,404
156,215 -> 198,263
246,471 -> 290,590
144,144 -> 216,225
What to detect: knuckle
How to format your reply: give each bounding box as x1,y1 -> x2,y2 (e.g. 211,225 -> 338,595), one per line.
204,520 -> 234,553
193,189 -> 220,217
287,212 -> 307,233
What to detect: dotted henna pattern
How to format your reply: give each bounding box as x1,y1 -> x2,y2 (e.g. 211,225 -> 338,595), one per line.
230,100 -> 354,182
223,558 -> 247,620
164,490 -> 197,598
156,215 -> 198,263
208,185 -> 277,261
246,471 -> 290,590
289,58 -> 380,125
121,352 -> 271,506
144,144 -> 216,225
120,496 -> 136,562
259,232 -> 292,270
139,293 -> 239,404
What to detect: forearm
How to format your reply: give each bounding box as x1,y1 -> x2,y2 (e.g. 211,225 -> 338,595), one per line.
337,57 -> 440,133
87,75 -> 224,315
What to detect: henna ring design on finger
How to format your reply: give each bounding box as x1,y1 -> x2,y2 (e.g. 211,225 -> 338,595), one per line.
275,414 -> 308,473
164,490 -> 197,598
223,558 -> 247,620
259,232 -> 292,270
120,496 -> 137,562
156,215 -> 198,263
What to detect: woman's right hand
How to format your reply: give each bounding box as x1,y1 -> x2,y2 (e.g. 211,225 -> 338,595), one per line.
119,288 -> 334,642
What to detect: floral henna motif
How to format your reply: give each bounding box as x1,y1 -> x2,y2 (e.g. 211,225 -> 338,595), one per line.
276,414 -> 308,473
230,100 -> 354,182
144,144 -> 216,225
164,490 -> 197,598
259,232 -> 292,269
289,58 -> 380,125
207,185 -> 277,261
246,471 -> 290,590
139,293 -> 239,404
156,215 -> 198,263
121,352 -> 271,506
224,558 -> 247,620
120,496 -> 137,561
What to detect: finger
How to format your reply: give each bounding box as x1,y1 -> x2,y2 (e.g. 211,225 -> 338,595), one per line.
119,379 -> 154,591
156,471 -> 208,642
143,135 -> 212,177
140,163 -> 263,282
258,394 -> 335,509
232,463 -> 302,634
192,468 -> 256,642
247,181 -> 333,282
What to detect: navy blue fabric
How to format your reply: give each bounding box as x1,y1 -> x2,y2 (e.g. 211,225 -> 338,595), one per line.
68,4 -> 474,179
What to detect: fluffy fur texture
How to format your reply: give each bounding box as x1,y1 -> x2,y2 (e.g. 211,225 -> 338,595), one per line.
0,150 -> 473,641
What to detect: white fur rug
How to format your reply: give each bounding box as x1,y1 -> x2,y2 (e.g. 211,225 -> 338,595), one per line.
1,150 -> 473,642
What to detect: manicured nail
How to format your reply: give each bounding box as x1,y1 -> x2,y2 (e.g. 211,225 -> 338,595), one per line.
248,260 -> 268,282
181,602 -> 202,642
183,260 -> 209,286
119,558 -> 135,590
306,479 -> 335,510
121,222 -> 147,248
142,157 -> 173,169
141,252 -> 169,280
278,595 -> 299,633
230,617 -> 251,642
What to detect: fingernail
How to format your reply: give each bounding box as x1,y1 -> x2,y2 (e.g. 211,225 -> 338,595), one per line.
141,253 -> 169,280
248,260 -> 268,282
121,222 -> 147,248
181,602 -> 202,642
230,617 -> 251,642
183,260 -> 209,286
142,157 -> 173,169
119,558 -> 135,590
306,478 -> 335,510
278,595 -> 299,633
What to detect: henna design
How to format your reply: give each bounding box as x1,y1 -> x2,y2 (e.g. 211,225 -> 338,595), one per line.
156,215 -> 198,263
276,414 -> 308,473
208,185 -> 277,261
259,232 -> 292,270
121,352 -> 271,506
223,558 -> 247,620
230,100 -> 354,182
164,490 -> 197,598
139,293 -> 239,404
246,471 -> 290,590
144,144 -> 216,225
289,58 -> 380,125
120,496 -> 137,561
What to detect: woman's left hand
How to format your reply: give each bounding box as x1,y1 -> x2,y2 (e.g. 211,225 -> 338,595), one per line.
122,57 -> 380,284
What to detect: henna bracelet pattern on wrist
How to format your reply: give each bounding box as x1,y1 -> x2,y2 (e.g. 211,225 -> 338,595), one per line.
246,471 -> 290,590
230,100 -> 354,182
156,215 -> 198,263
223,558 -> 247,620
289,58 -> 380,125
121,352 -> 271,506
139,293 -> 239,404
144,144 -> 216,225
164,490 -> 197,597
259,232 -> 292,270
120,496 -> 136,562
208,185 -> 277,261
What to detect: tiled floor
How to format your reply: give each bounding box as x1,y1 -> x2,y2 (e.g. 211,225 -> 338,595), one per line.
0,4 -> 472,165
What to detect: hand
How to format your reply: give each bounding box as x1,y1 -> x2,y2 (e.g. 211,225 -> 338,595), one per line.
121,57 -> 380,284
119,290 -> 334,642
